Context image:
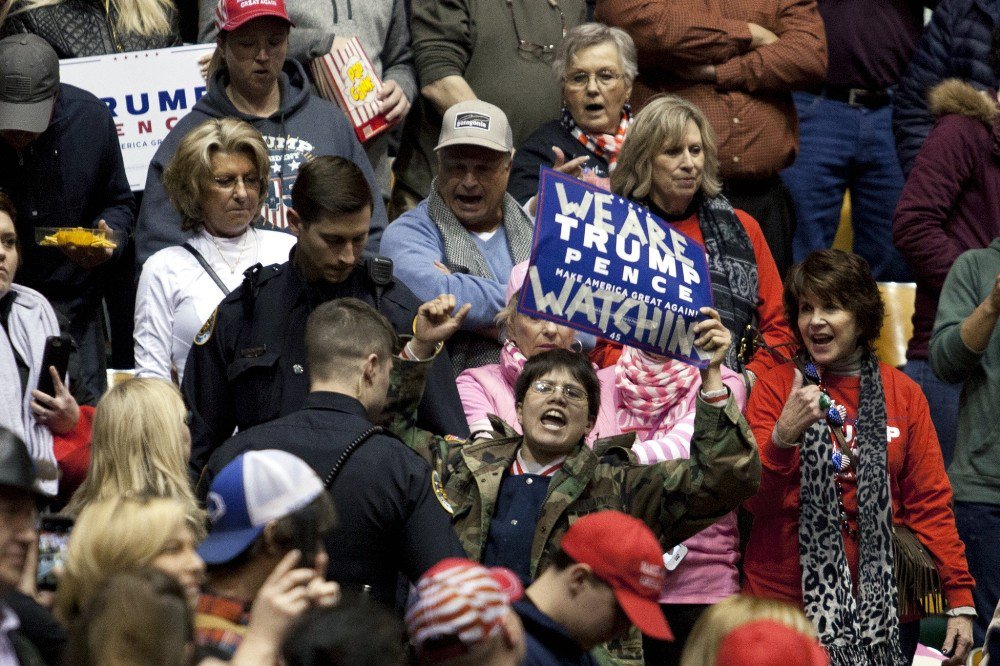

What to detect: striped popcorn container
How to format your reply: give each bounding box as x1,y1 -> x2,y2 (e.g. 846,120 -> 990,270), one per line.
310,37 -> 390,144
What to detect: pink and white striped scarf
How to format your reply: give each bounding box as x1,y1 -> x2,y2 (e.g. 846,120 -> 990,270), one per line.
499,340 -> 529,389
614,346 -> 699,437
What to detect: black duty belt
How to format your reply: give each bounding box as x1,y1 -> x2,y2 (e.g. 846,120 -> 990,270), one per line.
818,86 -> 891,109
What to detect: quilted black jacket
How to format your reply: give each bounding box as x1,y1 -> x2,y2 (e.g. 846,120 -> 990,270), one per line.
0,0 -> 181,58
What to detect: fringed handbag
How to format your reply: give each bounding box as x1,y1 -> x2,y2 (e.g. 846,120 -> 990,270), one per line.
893,525 -> 944,616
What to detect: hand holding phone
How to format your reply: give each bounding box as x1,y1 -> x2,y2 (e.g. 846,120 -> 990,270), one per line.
31,337 -> 80,435
36,336 -> 72,397
291,505 -> 318,570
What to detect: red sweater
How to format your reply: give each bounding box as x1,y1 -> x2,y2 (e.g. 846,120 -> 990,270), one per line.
592,209 -> 795,377
743,361 -> 975,612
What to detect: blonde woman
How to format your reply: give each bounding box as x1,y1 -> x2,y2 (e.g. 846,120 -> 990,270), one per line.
56,496 -> 206,624
0,0 -> 179,57
59,496 -> 339,666
64,378 -> 197,518
135,119 -> 296,384
595,94 -> 796,379
680,594 -> 818,666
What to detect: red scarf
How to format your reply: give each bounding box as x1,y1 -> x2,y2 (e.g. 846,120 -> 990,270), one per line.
561,105 -> 632,170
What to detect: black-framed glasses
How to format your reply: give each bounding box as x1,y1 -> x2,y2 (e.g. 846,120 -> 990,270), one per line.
505,0 -> 566,59
530,380 -> 587,402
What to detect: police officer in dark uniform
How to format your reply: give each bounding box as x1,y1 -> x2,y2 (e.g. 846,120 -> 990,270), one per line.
182,155 -> 469,477
200,297 -> 467,606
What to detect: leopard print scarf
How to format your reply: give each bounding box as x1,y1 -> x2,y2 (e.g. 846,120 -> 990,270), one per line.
798,351 -> 905,666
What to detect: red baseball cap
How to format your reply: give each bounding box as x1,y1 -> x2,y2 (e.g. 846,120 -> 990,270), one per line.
214,0 -> 294,33
560,511 -> 673,641
714,620 -> 829,666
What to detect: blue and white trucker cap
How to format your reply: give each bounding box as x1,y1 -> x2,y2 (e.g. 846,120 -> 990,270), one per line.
198,449 -> 324,565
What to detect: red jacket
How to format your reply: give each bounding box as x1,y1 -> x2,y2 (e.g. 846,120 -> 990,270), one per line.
743,360 -> 975,612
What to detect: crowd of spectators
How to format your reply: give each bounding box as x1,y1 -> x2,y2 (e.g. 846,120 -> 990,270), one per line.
1,0 -> 1000,662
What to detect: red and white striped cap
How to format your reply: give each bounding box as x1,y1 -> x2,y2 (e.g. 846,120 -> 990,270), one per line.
214,0 -> 294,33
405,558 -> 523,660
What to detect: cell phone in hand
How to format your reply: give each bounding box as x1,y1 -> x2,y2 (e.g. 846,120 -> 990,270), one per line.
291,504 -> 318,569
36,335 -> 72,396
37,515 -> 74,591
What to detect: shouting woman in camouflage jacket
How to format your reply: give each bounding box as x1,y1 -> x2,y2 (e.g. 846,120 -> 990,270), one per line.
393,300 -> 761,664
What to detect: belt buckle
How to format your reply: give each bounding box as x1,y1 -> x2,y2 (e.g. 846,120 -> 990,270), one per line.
847,88 -> 863,107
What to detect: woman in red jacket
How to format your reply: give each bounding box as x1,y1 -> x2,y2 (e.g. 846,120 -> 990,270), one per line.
594,94 -> 795,386
744,249 -> 974,666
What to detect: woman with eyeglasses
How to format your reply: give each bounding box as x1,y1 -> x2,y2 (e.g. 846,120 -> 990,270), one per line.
508,22 -> 637,204
397,298 -> 759,663
134,119 -> 295,383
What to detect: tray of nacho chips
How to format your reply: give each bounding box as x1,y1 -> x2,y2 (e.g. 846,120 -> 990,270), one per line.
35,227 -> 118,250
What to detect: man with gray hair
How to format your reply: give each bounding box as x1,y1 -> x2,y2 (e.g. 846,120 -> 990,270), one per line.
379,100 -> 533,372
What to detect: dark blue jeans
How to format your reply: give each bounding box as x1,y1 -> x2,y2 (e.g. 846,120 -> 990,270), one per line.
956,501 -> 1000,645
903,359 -> 962,468
780,91 -> 910,281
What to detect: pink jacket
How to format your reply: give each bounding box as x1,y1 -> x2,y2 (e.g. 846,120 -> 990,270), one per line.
456,359 -> 748,605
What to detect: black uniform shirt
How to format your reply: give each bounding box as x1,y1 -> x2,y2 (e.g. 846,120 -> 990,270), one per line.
202,391 -> 465,605
182,253 -> 469,475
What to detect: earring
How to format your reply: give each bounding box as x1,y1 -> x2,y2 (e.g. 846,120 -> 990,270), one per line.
570,339 -> 584,354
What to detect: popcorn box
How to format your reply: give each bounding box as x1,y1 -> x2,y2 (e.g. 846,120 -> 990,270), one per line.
310,38 -> 390,144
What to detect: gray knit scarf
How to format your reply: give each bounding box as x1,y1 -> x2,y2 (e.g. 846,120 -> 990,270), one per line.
798,351 -> 905,666
427,181 -> 534,370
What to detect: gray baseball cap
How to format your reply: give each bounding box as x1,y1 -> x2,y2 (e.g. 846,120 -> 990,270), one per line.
0,34 -> 60,133
436,100 -> 513,153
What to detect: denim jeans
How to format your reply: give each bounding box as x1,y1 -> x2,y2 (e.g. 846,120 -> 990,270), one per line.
780,91 -> 911,281
955,501 -> 1000,644
902,359 -> 962,468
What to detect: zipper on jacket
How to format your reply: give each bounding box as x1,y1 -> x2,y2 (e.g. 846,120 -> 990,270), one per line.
332,0 -> 338,23
347,0 -> 352,20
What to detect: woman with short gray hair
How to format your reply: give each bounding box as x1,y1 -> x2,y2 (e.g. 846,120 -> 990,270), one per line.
508,23 -> 638,203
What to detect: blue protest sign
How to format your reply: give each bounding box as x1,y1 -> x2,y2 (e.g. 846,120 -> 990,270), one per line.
518,167 -> 715,368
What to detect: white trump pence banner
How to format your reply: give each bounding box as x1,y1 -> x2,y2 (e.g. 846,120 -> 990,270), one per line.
59,44 -> 216,191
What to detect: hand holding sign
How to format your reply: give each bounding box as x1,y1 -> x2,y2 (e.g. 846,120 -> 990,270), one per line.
692,307 -> 730,390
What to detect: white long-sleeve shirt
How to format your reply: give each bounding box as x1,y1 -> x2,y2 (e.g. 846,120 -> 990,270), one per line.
134,227 -> 297,383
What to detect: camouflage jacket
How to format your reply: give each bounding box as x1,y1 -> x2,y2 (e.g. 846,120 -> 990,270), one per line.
387,357 -> 761,664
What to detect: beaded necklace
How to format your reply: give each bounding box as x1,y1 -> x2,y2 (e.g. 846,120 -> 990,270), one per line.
803,360 -> 860,538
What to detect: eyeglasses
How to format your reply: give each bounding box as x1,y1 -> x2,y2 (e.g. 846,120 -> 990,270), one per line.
564,70 -> 624,90
211,174 -> 262,191
505,0 -> 566,59
530,380 -> 587,402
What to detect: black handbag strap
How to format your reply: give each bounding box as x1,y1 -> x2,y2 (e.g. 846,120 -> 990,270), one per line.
323,426 -> 385,489
182,242 -> 231,296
